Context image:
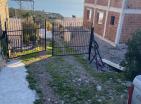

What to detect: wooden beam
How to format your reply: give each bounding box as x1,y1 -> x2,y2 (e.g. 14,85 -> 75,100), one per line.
102,59 -> 125,71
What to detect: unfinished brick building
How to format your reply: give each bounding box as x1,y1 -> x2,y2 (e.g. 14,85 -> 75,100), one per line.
83,0 -> 141,46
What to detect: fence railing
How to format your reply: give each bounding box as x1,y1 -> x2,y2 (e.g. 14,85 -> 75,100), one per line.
0,31 -> 8,58
52,21 -> 92,56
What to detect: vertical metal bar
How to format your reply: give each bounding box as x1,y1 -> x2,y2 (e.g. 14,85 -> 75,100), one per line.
45,19 -> 47,51
52,23 -> 54,56
88,26 -> 94,61
20,33 -> 22,52
4,21 -> 9,58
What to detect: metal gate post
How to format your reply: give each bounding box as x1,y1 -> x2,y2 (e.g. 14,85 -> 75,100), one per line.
4,22 -> 9,58
52,23 -> 54,56
45,19 -> 47,51
88,27 -> 94,61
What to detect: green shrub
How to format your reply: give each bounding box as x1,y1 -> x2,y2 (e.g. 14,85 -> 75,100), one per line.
123,29 -> 141,80
46,21 -> 52,31
22,21 -> 39,44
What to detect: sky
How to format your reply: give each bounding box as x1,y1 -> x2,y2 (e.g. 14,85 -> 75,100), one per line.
8,0 -> 84,17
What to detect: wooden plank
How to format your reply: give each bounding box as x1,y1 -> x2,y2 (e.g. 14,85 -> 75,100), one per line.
102,59 -> 125,71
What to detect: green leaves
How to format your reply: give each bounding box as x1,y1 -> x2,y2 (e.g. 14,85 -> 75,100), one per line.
124,29 -> 141,80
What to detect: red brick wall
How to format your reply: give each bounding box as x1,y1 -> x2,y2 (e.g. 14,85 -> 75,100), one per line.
105,12 -> 120,42
120,14 -> 141,43
94,9 -> 106,36
97,0 -> 108,6
83,6 -> 94,27
127,0 -> 141,9
110,0 -> 123,8
85,0 -> 95,4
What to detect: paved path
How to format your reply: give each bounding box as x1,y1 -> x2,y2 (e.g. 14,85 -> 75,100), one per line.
0,60 -> 36,104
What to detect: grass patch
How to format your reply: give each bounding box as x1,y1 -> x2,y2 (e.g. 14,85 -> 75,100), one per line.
21,40 -> 127,104
74,55 -> 125,82
45,57 -> 100,104
26,69 -> 44,104
10,46 -> 44,58
23,54 -> 127,104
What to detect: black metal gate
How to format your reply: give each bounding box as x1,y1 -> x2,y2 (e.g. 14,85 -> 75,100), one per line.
52,21 -> 92,56
0,31 -> 8,58
52,21 -> 104,70
5,21 -> 47,58
2,19 -> 104,70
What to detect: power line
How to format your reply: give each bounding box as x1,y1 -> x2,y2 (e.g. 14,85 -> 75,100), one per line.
11,0 -> 34,11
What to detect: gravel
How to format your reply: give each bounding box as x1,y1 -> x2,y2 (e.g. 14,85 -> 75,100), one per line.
94,35 -> 127,64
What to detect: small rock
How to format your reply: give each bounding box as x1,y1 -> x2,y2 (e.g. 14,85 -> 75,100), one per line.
97,99 -> 102,102
96,85 -> 102,91
61,100 -> 64,104
78,78 -> 82,82
109,78 -> 113,80
124,89 -> 128,93
48,98 -> 51,101
88,99 -> 91,102
120,95 -> 124,99
121,82 -> 126,86
117,79 -> 122,83
85,80 -> 89,83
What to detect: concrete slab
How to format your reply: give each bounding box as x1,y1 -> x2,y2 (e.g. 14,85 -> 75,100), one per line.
0,60 -> 36,104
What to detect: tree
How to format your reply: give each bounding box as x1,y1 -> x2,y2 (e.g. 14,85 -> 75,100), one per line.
22,12 -> 31,21
123,29 -> 141,81
22,19 -> 39,45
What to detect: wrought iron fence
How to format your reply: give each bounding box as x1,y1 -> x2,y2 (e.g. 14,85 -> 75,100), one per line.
6,27 -> 47,58
0,31 -> 8,58
2,18 -> 104,70
52,20 -> 92,56
4,19 -> 48,58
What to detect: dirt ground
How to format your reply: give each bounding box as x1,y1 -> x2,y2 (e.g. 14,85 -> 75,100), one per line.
23,54 -> 128,104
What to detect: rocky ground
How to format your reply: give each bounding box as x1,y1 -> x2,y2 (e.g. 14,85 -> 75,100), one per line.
95,35 -> 127,64
22,53 -> 128,104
